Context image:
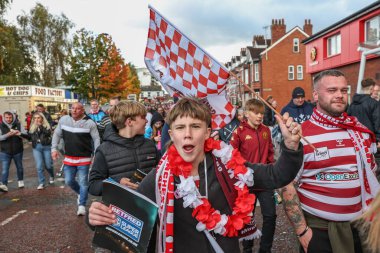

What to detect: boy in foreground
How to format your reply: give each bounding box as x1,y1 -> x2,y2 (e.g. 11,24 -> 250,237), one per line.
89,97 -> 304,252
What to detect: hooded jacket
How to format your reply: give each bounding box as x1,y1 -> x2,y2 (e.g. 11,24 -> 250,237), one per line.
88,124 -> 159,196
0,112 -> 28,155
280,100 -> 314,124
347,93 -> 380,141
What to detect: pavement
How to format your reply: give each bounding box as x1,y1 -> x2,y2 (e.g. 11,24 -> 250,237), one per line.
0,142 -> 299,252
0,142 -> 96,252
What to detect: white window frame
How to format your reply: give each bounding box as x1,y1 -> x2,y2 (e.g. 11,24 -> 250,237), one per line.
288,65 -> 294,80
244,68 -> 249,84
293,38 -> 300,53
365,15 -> 380,45
296,65 -> 303,80
254,63 -> 259,82
327,34 -> 341,57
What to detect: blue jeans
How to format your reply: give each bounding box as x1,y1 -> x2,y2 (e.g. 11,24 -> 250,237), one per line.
32,144 -> 54,185
64,165 -> 89,206
1,152 -> 24,185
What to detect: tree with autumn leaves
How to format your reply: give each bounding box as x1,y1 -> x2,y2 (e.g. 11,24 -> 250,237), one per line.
68,29 -> 140,102
98,45 -> 140,100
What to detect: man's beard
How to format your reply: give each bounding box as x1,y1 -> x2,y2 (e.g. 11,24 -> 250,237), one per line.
320,102 -> 347,117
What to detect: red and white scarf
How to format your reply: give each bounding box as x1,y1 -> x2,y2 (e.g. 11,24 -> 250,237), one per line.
311,109 -> 380,209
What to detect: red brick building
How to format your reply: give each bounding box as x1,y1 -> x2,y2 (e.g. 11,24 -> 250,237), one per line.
225,19 -> 313,110
260,19 -> 313,109
303,1 -> 380,102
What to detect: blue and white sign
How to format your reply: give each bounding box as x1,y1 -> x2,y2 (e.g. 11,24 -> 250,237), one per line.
110,204 -> 144,242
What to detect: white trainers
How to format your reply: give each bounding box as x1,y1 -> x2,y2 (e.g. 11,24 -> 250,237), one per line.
37,184 -> 44,190
18,180 -> 24,188
49,177 -> 54,184
0,184 -> 8,192
77,205 -> 86,216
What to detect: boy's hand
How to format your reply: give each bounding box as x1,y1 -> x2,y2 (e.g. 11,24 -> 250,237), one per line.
89,201 -> 116,226
120,178 -> 139,190
275,112 -> 301,151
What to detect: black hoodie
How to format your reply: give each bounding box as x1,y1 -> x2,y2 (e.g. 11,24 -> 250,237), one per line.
347,93 -> 380,141
88,124 -> 159,196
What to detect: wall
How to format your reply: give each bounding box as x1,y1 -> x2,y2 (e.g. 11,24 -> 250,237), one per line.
261,29 -> 312,110
305,8 -> 380,74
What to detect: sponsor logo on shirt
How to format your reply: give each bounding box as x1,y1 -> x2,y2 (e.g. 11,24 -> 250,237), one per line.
314,147 -> 330,161
315,172 -> 359,181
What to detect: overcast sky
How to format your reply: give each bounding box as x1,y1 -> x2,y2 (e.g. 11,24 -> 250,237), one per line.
4,0 -> 377,68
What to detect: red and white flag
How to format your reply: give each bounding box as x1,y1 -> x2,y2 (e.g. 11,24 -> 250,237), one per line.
144,6 -> 235,129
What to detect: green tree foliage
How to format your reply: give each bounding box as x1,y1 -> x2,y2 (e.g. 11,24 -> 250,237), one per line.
17,3 -> 73,87
0,0 -> 39,85
0,21 -> 39,85
0,0 -> 11,17
67,30 -> 111,100
68,30 -> 140,101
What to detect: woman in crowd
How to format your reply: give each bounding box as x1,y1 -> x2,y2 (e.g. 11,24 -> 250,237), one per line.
28,112 -> 54,190
150,116 -> 164,155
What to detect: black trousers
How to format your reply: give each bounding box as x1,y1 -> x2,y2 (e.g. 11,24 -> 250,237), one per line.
299,226 -> 363,253
242,190 -> 277,253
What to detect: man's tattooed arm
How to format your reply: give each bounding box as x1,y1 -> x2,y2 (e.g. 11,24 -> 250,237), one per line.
280,183 -> 308,234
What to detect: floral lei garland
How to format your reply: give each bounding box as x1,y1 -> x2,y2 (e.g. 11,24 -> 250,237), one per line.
167,137 -> 256,237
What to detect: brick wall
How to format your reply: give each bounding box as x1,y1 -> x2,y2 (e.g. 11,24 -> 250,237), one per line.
261,29 -> 312,111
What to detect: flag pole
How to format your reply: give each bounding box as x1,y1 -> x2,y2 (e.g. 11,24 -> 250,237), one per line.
229,71 -> 316,150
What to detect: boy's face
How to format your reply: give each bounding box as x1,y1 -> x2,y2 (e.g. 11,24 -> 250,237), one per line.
245,110 -> 263,128
169,116 -> 211,168
132,115 -> 147,135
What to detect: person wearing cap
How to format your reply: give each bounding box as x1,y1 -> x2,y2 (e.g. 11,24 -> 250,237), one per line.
281,87 -> 314,124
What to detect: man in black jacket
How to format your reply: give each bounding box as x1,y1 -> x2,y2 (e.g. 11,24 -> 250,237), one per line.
88,101 -> 159,196
348,78 -> 380,141
0,111 -> 29,192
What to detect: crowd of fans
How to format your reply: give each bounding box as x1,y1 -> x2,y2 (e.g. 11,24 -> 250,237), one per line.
1,70 -> 380,252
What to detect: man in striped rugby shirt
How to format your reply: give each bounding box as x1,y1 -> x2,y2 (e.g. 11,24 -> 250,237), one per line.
281,69 -> 380,253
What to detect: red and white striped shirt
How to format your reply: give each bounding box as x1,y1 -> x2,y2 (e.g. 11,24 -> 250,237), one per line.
297,119 -> 375,221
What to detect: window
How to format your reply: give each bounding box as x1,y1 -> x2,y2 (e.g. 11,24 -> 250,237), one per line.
293,38 -> 300,53
365,15 -> 380,45
254,63 -> 259,82
297,65 -> 303,80
327,34 -> 341,57
288,65 -> 294,80
244,68 -> 249,84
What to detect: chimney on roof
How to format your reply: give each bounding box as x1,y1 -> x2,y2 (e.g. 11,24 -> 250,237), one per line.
303,19 -> 313,36
271,18 -> 286,44
241,48 -> 246,56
